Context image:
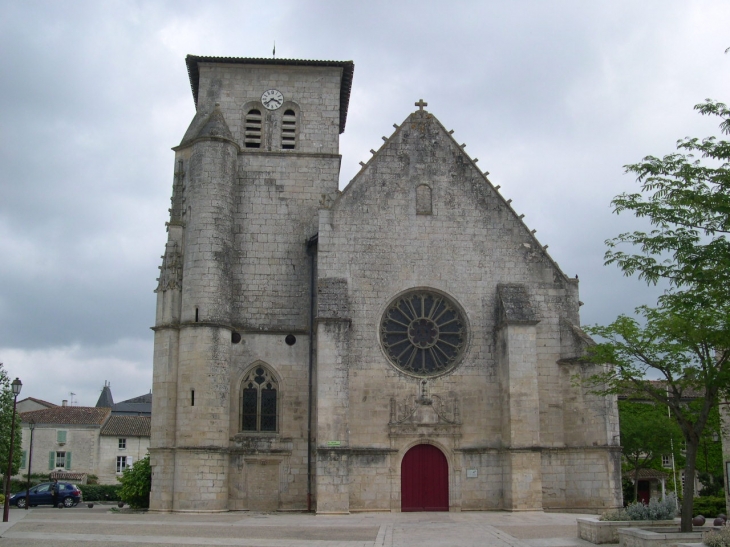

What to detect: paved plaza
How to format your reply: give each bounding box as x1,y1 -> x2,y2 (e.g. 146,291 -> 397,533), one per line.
0,506 -> 599,547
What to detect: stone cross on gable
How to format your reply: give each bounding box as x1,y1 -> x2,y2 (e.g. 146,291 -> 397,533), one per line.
415,99 -> 428,111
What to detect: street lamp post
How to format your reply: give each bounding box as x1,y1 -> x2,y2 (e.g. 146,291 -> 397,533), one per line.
2,378 -> 22,522
24,419 -> 35,510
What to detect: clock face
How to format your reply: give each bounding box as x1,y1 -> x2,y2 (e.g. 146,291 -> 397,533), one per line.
261,89 -> 284,110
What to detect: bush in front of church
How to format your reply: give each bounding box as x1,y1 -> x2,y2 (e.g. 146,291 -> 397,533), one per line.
118,455 -> 151,509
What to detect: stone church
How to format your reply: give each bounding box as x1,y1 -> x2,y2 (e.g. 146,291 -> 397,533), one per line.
149,55 -> 622,513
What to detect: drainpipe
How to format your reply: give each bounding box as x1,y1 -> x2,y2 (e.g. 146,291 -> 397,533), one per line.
306,234 -> 318,512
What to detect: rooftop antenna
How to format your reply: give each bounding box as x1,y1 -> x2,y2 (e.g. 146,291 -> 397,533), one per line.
69,392 -> 76,406
273,41 -> 276,58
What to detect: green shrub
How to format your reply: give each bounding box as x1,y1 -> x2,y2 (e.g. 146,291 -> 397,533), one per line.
600,508 -> 630,521
80,484 -> 122,502
9,478 -> 43,493
705,527 -> 730,547
118,455 -> 151,509
692,495 -> 726,518
605,494 -> 678,521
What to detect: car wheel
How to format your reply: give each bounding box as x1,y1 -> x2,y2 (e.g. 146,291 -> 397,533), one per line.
62,497 -> 74,508
16,498 -> 26,509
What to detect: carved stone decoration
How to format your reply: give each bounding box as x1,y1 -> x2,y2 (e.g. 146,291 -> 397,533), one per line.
155,242 -> 183,292
389,390 -> 460,426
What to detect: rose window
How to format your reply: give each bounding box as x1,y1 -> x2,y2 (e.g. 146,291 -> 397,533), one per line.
380,290 -> 467,376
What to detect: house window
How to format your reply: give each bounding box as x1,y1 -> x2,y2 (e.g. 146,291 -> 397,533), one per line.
57,430 -> 67,444
20,450 -> 27,469
240,366 -> 278,432
281,109 -> 297,149
116,456 -> 127,473
244,109 -> 262,148
56,451 -> 66,468
119,438 -> 126,449
662,454 -> 671,468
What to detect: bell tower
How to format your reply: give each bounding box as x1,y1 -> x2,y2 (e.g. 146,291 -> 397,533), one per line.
150,56 -> 354,512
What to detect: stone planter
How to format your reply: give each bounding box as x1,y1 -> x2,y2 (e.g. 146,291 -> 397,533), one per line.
577,518 -> 677,544
617,526 -> 714,547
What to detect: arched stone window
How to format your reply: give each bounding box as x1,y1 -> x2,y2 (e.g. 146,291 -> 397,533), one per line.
240,365 -> 278,432
244,108 -> 262,148
281,109 -> 297,149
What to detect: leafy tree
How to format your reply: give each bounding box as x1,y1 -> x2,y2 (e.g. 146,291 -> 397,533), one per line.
0,364 -> 22,482
584,100 -> 730,532
118,455 -> 151,509
619,400 -> 680,501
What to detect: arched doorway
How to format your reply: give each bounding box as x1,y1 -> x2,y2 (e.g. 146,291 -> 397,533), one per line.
401,444 -> 449,511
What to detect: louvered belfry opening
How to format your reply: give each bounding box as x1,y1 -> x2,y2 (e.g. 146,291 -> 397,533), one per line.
282,109 -> 296,149
244,108 -> 262,148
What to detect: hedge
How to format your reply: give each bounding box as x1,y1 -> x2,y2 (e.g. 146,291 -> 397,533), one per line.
693,496 -> 727,518
79,484 -> 122,502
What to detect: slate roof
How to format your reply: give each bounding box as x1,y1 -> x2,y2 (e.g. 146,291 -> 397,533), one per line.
184,55 -> 355,134
100,416 -> 151,437
20,406 -> 110,426
112,393 -> 152,416
95,385 -> 114,408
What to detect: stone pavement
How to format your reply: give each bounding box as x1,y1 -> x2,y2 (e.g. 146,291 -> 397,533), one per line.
0,506 -> 600,547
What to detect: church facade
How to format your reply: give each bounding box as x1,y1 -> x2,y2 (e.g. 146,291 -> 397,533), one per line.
149,55 -> 622,513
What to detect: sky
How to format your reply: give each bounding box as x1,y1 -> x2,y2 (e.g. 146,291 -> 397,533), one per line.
0,0 -> 728,407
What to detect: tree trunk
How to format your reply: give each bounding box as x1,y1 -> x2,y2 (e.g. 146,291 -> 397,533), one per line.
634,466 -> 640,503
680,439 -> 700,532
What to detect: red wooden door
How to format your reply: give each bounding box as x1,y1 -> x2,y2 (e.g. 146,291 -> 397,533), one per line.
637,480 -> 650,504
401,444 -> 449,511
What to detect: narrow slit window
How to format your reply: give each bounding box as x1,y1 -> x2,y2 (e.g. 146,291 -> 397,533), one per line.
195,307 -> 199,322
240,366 -> 278,432
191,389 -> 195,406
245,109 -> 262,148
281,109 -> 297,150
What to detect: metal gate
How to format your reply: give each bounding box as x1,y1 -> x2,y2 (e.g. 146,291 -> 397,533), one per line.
401,444 -> 449,511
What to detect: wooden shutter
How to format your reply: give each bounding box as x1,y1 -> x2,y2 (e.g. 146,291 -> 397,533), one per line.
49,451 -> 55,470
20,450 -> 26,469
282,110 -> 296,149
65,452 -> 72,470
57,430 -> 67,444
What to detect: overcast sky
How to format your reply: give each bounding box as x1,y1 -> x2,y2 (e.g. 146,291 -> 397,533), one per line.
1,0 -> 728,407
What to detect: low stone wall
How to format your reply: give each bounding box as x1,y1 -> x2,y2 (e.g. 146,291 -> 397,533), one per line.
618,526 -> 713,547
576,518 -> 677,544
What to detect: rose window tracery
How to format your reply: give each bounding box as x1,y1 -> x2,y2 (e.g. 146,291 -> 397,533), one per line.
380,290 -> 467,376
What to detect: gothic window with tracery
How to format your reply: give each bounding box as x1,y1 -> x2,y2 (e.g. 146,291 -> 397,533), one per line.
244,108 -> 262,148
381,290 -> 467,376
281,109 -> 297,149
240,366 -> 278,432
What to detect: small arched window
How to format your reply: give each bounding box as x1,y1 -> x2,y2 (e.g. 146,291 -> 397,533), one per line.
244,109 -> 262,148
241,366 -> 278,432
281,109 -> 297,150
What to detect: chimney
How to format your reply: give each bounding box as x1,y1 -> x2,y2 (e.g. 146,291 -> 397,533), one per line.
62,400 -> 68,407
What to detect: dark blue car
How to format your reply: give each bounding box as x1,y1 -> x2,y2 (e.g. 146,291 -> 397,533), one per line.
9,482 -> 82,508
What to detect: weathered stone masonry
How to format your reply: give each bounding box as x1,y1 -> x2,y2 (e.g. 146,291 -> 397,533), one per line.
150,55 -> 622,513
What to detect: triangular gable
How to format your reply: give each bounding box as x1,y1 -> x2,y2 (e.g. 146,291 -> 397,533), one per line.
332,104 -> 572,284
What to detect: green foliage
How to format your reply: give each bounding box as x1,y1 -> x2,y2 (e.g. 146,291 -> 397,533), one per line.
0,365 -> 23,479
86,474 -> 99,485
692,495 -> 726,518
80,484 -> 122,502
619,401 -> 680,499
622,476 -> 636,505
705,526 -> 730,547
625,495 -> 679,521
9,478 -> 43,494
600,508 -> 630,521
584,99 -> 730,532
118,455 -> 151,509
